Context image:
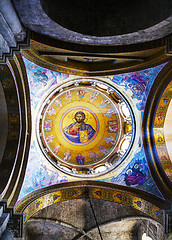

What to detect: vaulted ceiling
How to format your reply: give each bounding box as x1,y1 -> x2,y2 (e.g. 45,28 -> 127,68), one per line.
0,1 -> 172,239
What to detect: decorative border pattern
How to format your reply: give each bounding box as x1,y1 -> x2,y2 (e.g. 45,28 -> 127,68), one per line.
153,80 -> 172,181
143,60 -> 172,201
15,182 -> 166,224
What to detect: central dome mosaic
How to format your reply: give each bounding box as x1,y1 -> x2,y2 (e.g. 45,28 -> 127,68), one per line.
37,80 -> 135,177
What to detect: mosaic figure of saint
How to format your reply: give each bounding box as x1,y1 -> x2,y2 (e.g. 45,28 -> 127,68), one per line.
65,90 -> 72,101
63,111 -> 95,143
99,146 -> 108,155
104,108 -> 116,117
89,151 -> 98,161
99,100 -> 110,108
54,98 -> 62,107
63,151 -> 71,161
90,92 -> 99,102
75,153 -> 85,165
46,134 -> 55,143
104,136 -> 116,145
77,90 -> 87,98
47,107 -> 56,116
53,144 -> 61,154
44,119 -> 52,132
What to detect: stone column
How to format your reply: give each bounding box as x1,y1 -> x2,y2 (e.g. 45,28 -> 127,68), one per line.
0,0 -> 25,41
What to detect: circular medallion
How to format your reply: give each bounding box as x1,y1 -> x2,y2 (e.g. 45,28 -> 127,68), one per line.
60,106 -> 99,146
37,80 -> 135,177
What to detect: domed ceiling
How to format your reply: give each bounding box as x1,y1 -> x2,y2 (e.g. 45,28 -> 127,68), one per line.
16,55 -> 167,205
0,1 -> 172,237
12,54 -> 172,226
37,80 -> 134,177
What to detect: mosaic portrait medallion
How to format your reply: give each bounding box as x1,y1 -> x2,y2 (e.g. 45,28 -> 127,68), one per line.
37,80 -> 135,177
61,107 -> 99,145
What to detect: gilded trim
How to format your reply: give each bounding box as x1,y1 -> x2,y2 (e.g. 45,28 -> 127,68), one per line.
15,181 -> 170,224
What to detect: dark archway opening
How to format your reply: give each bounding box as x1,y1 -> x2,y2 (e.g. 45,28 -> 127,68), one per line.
41,0 -> 171,36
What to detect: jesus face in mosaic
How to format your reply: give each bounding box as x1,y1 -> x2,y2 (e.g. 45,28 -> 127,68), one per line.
63,111 -> 95,143
74,111 -> 85,123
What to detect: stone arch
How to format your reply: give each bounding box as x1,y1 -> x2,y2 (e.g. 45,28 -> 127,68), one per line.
15,181 -> 169,224
0,54 -> 31,205
143,60 -> 172,201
